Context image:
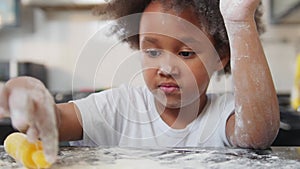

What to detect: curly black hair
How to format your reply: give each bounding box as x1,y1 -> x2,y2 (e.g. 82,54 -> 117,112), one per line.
94,0 -> 265,74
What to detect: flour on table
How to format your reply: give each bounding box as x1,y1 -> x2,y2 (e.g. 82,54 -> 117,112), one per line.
1,147 -> 300,169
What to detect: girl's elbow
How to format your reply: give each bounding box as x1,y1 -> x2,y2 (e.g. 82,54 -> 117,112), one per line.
232,126 -> 280,149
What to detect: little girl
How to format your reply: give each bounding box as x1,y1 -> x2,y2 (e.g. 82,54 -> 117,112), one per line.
0,0 -> 280,163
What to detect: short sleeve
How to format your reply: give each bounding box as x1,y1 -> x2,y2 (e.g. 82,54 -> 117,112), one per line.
70,87 -> 127,146
218,93 -> 235,146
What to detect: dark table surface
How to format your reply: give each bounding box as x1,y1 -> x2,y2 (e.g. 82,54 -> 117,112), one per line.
0,146 -> 300,169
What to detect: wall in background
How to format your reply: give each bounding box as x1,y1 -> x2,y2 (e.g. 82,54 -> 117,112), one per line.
0,2 -> 300,94
261,0 -> 300,94
0,8 -> 137,92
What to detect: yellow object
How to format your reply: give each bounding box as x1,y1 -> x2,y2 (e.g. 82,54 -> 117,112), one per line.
4,132 -> 52,169
291,54 -> 300,110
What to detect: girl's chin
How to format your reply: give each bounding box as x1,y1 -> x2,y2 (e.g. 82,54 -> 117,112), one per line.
154,98 -> 182,109
152,90 -> 201,108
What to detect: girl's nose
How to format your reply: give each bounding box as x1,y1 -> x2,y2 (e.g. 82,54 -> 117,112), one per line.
157,52 -> 180,77
157,64 -> 179,77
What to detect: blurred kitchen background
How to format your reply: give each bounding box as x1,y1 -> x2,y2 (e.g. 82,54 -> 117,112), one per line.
0,0 -> 300,146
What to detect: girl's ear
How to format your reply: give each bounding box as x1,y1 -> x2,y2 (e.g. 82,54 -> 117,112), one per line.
215,55 -> 230,72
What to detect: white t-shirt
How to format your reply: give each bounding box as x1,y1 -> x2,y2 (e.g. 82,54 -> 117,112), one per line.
71,85 -> 235,148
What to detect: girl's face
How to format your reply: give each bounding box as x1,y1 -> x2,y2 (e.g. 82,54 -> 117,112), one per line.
139,1 -> 228,109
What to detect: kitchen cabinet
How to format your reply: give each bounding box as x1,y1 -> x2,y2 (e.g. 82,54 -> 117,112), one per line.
0,118 -> 16,145
0,0 -> 20,28
22,0 -> 108,10
270,0 -> 300,24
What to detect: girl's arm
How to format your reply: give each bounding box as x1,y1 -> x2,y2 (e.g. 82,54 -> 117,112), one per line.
221,0 -> 280,149
56,102 -> 83,141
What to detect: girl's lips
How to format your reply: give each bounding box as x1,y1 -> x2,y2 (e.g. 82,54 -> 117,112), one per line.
158,83 -> 180,94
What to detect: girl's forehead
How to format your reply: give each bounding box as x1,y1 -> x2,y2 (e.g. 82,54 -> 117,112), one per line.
143,1 -> 199,23
139,13 -> 212,45
140,1 -> 212,41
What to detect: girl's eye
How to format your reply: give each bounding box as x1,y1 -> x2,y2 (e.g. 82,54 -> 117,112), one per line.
178,51 -> 196,58
144,49 -> 162,58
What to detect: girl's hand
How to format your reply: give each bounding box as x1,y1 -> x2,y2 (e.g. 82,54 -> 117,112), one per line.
220,0 -> 261,22
0,76 -> 58,163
